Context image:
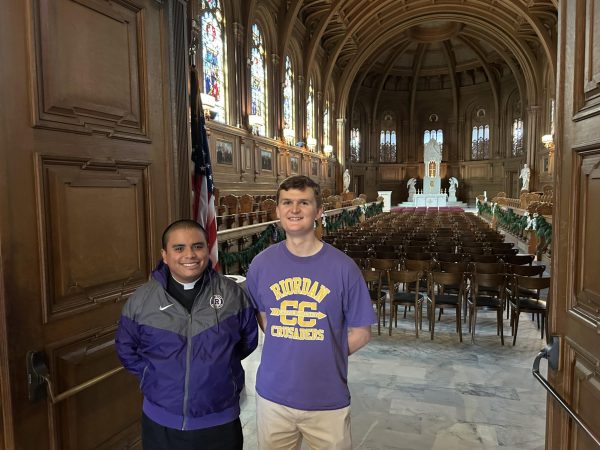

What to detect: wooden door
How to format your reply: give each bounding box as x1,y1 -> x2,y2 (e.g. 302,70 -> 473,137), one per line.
0,0 -> 190,448
547,0 -> 600,448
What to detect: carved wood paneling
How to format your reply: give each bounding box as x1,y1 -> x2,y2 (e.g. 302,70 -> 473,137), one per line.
379,166 -> 402,182
569,346 -> 600,448
464,163 -> 491,179
30,0 -> 149,141
574,150 -> 600,326
48,328 -> 141,449
574,0 -> 600,118
35,155 -> 151,323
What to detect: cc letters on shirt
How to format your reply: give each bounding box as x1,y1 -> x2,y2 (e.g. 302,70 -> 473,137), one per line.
268,277 -> 330,341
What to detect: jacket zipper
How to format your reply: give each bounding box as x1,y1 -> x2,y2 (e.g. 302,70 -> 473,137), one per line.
181,313 -> 193,430
139,365 -> 149,389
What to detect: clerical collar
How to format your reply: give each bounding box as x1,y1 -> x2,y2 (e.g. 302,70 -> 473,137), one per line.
170,275 -> 201,290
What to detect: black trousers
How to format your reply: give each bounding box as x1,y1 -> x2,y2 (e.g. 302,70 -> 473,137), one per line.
141,413 -> 243,450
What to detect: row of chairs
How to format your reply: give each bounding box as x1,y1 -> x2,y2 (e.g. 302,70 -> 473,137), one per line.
363,258 -> 549,346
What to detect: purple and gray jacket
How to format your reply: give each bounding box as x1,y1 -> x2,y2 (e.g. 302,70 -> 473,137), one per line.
115,262 -> 258,430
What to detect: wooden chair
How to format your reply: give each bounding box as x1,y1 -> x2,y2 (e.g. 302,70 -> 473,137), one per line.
361,269 -> 386,335
427,271 -> 466,342
369,258 -> 400,326
470,254 -> 500,263
505,264 -> 546,318
222,194 -> 240,215
468,273 -> 507,345
386,270 -> 424,337
509,275 -> 550,345
503,254 -> 535,266
259,198 -> 277,221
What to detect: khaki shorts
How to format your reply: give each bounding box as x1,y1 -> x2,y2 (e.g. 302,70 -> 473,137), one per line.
256,393 -> 352,450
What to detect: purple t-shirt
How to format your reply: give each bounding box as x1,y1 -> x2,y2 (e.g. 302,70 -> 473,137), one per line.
246,241 -> 376,410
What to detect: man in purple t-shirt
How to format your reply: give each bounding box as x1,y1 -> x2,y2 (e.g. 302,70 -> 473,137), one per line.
246,175 -> 376,449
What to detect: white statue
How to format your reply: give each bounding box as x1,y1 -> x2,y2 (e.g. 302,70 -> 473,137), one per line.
343,169 -> 351,193
448,177 -> 458,202
407,178 -> 417,201
519,163 -> 531,191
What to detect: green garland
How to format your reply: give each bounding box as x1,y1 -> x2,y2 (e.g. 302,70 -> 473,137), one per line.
323,208 -> 362,232
219,224 -> 285,272
477,201 -> 552,250
323,201 -> 383,232
535,215 -> 552,249
218,201 -> 384,272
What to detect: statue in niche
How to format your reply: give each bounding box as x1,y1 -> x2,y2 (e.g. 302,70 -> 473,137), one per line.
519,163 -> 531,191
343,168 -> 351,193
407,178 -> 417,201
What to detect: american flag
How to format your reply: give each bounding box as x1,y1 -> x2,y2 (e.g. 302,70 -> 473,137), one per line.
191,68 -> 219,270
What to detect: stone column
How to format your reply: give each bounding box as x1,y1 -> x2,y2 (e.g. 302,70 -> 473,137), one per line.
297,75 -> 305,143
270,54 -> 281,140
232,22 -> 244,128
337,117 -> 346,165
526,105 -> 541,188
315,90 -> 322,152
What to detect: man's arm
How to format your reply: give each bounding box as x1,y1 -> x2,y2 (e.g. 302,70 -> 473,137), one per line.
256,311 -> 267,332
348,326 -> 371,355
115,315 -> 146,378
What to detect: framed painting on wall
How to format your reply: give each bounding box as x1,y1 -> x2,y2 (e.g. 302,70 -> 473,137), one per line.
260,148 -> 272,171
290,156 -> 299,174
311,160 -> 318,176
216,139 -> 233,165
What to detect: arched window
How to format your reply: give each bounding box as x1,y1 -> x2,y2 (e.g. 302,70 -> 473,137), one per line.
471,125 -> 490,160
512,118 -> 524,156
424,129 -> 444,150
282,55 -> 295,143
379,113 -> 397,162
250,23 -> 267,136
379,130 -> 397,162
350,128 -> 361,162
200,0 -> 227,123
306,79 -> 315,150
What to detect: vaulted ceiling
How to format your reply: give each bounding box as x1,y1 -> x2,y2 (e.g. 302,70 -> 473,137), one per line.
273,0 -> 558,112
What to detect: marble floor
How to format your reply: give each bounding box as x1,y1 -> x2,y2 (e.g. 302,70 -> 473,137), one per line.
239,308 -> 549,449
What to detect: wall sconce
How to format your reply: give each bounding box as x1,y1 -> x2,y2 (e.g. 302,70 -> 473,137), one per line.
323,144 -> 333,157
283,128 -> 295,145
248,114 -> 264,135
541,134 -> 554,155
200,93 -> 216,120
306,136 -> 317,152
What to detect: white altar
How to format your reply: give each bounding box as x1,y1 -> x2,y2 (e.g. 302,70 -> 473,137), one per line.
413,193 -> 447,207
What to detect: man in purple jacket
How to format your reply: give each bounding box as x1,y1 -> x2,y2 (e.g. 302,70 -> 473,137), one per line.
247,176 -> 376,449
116,219 -> 258,450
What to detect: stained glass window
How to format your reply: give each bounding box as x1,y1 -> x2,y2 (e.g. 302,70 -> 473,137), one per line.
471,125 -> 490,160
306,79 -> 315,150
350,128 -> 361,162
512,118 -> 524,156
250,24 -> 267,136
282,56 -> 295,142
379,130 -> 397,162
200,0 -> 226,123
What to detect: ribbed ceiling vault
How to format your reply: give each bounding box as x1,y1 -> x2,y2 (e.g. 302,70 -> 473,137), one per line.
260,0 -> 557,117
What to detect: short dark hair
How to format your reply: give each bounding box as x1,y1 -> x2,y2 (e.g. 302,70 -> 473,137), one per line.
161,219 -> 208,249
277,175 -> 322,208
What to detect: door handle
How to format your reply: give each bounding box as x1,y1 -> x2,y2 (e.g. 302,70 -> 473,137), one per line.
26,350 -> 123,404
532,337 -> 600,447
